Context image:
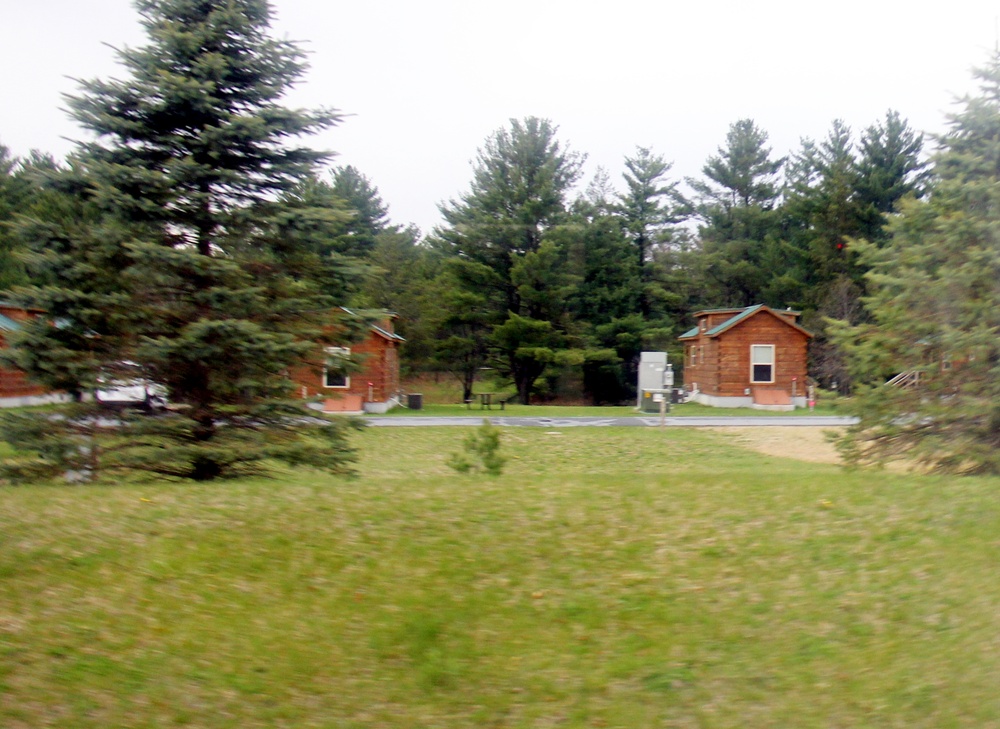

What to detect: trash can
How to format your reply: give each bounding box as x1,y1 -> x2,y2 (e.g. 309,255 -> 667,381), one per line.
407,393 -> 423,410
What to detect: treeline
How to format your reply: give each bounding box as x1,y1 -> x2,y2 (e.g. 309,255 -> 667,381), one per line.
3,0 -> 997,480
0,111 -> 926,406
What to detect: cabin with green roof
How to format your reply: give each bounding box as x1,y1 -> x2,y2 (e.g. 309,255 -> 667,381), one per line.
0,302 -> 60,406
678,304 -> 812,410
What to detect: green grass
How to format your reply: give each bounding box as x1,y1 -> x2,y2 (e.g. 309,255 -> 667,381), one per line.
396,372 -> 844,417
377,400 -> 842,417
2,427 -> 998,727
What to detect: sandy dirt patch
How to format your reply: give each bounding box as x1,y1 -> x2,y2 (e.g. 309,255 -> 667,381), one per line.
705,426 -> 846,464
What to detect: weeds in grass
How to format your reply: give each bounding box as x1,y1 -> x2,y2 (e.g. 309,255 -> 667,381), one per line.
446,419 -> 506,476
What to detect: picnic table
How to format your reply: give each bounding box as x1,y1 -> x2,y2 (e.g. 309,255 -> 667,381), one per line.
466,392 -> 511,410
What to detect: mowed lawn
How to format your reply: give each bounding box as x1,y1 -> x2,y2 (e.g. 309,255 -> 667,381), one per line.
2,426 -> 999,728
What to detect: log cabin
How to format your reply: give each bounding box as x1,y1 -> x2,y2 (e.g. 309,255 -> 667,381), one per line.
290,311 -> 405,414
679,304 -> 812,410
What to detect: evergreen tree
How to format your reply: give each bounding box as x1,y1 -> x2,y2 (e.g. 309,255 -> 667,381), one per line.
855,110 -> 929,242
3,0 -> 358,481
432,117 -> 583,403
360,224 -> 437,372
784,121 -> 872,295
561,188 -> 647,404
689,120 -> 787,308
430,258 -> 498,402
435,117 -> 583,316
690,119 -> 784,213
328,164 -> 391,255
832,54 -> 1000,474
0,146 -> 56,290
618,147 -> 686,317
565,194 -> 640,328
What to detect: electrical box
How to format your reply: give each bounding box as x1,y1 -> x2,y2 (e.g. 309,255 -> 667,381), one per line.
637,352 -> 669,409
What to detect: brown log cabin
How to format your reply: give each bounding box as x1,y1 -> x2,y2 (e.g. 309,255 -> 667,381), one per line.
290,311 -> 404,414
0,302 -> 63,406
679,304 -> 812,410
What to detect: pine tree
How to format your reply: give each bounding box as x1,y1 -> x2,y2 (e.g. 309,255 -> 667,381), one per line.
832,53 -> 1000,474
435,117 -> 583,316
618,147 -> 686,317
432,117 -> 583,404
3,0 -> 359,481
329,165 -> 391,255
688,120 -> 787,308
855,110 -> 928,242
0,146 -> 56,290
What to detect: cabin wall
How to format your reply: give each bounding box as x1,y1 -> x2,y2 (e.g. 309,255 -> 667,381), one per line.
682,313 -> 809,401
292,334 -> 400,404
0,313 -> 55,404
714,317 -> 808,398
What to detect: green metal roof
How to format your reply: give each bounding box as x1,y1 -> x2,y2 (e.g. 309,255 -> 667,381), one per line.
678,304 -> 812,341
705,304 -> 764,336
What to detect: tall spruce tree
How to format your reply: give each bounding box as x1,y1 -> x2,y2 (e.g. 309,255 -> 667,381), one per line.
2,0 -> 358,481
831,54 -> 1000,474
0,146 -> 56,290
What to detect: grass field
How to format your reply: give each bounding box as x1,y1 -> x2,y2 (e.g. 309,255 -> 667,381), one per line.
375,401 -> 841,418
2,426 -> 999,727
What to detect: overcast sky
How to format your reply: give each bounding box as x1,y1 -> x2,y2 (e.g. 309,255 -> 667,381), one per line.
2,1 -> 998,235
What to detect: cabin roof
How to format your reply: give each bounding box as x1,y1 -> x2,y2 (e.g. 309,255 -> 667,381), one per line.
679,304 -> 812,341
339,307 -> 406,342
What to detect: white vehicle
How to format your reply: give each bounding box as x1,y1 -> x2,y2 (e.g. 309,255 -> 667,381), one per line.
95,362 -> 167,410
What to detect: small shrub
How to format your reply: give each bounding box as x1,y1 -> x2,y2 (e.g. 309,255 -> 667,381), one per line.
447,420 -> 506,476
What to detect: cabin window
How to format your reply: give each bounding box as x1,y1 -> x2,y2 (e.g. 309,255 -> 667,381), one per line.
690,345 -> 697,366
324,347 -> 350,388
750,345 -> 774,383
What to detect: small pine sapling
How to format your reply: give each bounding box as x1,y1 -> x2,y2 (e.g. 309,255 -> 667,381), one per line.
447,419 -> 507,476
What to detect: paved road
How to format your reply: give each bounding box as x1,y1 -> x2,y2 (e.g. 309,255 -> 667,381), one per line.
365,415 -> 859,428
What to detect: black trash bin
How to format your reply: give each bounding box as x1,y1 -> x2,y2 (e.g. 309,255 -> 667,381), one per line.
407,393 -> 423,410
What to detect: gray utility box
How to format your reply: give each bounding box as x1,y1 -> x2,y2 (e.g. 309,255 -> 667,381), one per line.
637,352 -> 673,409
639,388 -> 671,413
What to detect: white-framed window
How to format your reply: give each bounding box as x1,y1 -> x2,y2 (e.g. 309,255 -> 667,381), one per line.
324,347 -> 350,388
690,345 -> 697,366
750,344 -> 775,383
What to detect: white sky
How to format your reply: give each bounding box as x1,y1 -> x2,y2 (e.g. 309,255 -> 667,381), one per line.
2,1 -> 998,235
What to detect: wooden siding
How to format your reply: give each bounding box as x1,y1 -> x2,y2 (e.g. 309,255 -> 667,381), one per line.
0,317 -> 50,399
713,316 -> 808,397
291,330 -> 401,404
682,307 -> 810,399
